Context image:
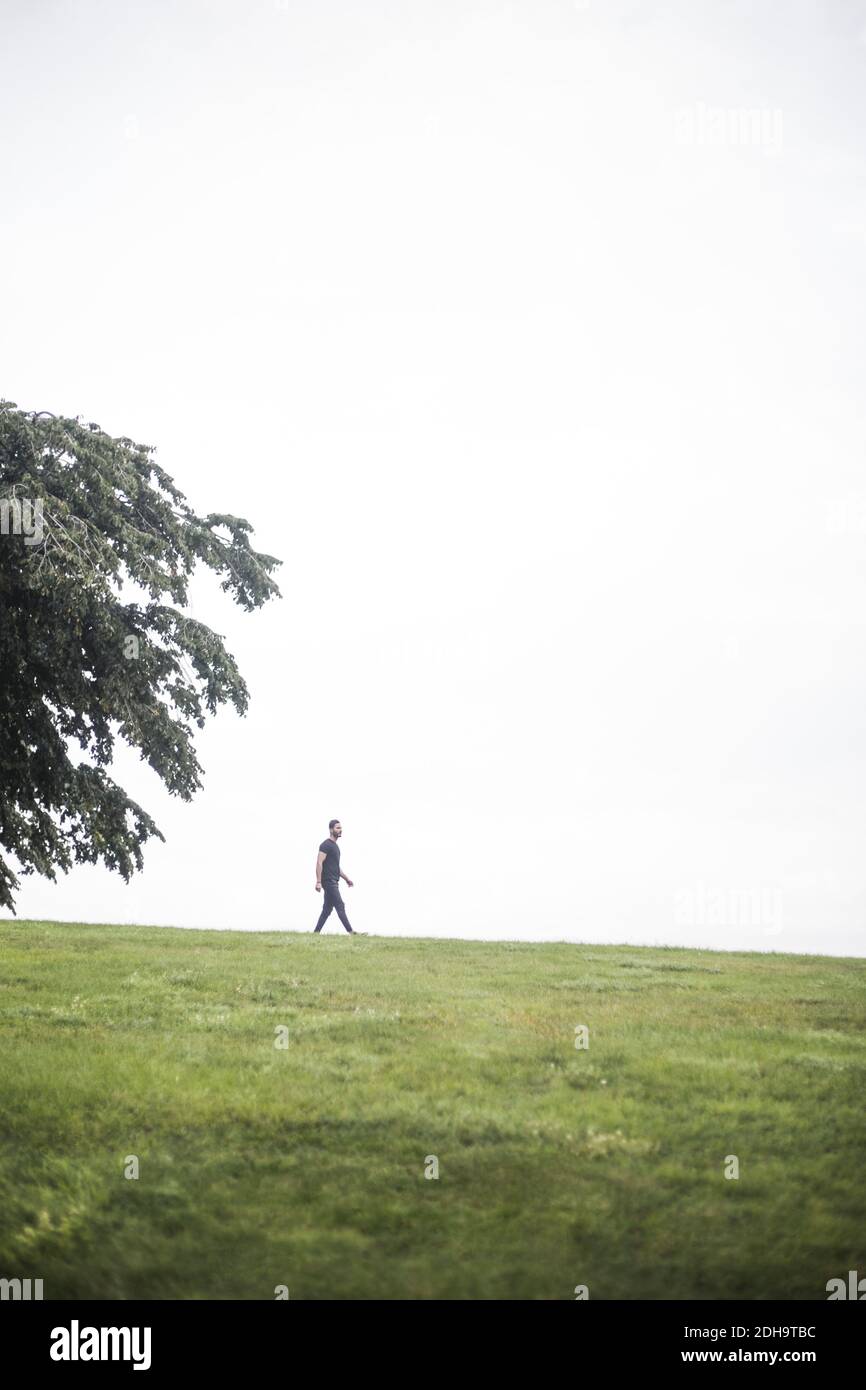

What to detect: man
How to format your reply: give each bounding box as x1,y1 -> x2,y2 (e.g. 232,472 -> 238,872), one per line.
313,819 -> 358,934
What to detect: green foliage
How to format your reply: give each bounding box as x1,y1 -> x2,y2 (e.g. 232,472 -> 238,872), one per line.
0,402 -> 281,911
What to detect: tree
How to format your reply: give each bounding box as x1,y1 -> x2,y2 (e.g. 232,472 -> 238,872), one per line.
0,401 -> 281,913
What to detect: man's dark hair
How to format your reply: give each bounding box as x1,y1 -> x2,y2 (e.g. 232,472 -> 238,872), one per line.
328,819 -> 340,831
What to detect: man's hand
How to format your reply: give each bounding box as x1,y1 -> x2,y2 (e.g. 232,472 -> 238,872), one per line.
345,878 -> 354,888
315,882 -> 322,892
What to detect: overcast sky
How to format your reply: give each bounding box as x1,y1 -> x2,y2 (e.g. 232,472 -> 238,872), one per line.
2,0 -> 866,955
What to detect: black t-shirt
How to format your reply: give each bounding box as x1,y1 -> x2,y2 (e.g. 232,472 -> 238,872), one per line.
319,838 -> 340,884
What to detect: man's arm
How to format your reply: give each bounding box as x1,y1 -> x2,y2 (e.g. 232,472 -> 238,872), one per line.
315,850 -> 326,891
340,868 -> 354,888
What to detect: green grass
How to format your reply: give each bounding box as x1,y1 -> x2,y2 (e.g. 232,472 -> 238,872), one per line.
0,920 -> 864,1300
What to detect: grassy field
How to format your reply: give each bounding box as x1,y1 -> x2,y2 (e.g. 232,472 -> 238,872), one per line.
0,920 -> 864,1300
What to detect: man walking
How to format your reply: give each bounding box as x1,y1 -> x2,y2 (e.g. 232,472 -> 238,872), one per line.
313,819 -> 358,934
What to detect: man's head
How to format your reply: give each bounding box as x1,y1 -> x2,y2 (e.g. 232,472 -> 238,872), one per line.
329,819 -> 342,840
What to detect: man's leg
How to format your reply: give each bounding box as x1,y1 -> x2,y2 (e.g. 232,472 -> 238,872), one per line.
314,891 -> 334,932
330,884 -> 354,934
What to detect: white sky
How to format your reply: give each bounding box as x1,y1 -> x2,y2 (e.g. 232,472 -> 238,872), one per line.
2,0 -> 866,954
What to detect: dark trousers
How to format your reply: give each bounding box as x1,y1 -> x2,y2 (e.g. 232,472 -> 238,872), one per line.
314,880 -> 353,933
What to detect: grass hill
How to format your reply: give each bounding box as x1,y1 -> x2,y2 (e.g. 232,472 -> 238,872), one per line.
0,921 -> 863,1299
